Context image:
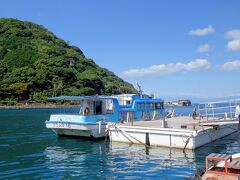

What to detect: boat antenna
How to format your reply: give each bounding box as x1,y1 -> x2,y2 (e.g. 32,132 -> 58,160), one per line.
136,82 -> 143,97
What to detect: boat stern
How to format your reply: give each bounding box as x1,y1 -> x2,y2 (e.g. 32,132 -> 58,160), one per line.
46,114 -> 108,138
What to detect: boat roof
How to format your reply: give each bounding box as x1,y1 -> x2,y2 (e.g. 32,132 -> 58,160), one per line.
134,98 -> 164,103
48,96 -> 116,101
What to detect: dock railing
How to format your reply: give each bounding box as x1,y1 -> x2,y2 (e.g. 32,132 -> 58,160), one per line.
198,99 -> 240,122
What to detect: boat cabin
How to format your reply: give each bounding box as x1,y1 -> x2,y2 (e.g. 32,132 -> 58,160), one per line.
48,94 -> 164,123
79,98 -> 115,115
49,96 -> 117,116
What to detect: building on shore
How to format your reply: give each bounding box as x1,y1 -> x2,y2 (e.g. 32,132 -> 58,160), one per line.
165,100 -> 192,106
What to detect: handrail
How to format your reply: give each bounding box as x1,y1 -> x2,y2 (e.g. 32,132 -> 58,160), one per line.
200,98 -> 240,104
197,98 -> 240,122
198,105 -> 238,111
200,112 -> 235,116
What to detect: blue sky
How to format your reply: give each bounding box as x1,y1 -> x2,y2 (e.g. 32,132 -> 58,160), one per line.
1,0 -> 240,100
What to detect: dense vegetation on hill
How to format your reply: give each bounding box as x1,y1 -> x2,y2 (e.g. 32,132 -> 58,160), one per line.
0,18 -> 137,101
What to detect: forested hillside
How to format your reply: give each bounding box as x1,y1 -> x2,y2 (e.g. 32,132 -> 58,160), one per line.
0,18 -> 137,101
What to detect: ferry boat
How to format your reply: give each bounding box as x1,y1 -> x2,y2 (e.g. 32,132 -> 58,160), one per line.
45,94 -> 164,138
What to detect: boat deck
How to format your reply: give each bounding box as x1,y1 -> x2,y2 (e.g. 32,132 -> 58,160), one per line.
118,116 -> 201,130
118,116 -> 238,131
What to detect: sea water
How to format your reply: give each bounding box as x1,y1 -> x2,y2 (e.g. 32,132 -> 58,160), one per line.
0,107 -> 239,179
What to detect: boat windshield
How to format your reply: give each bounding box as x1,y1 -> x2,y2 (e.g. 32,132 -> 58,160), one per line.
112,94 -> 133,106
79,99 -> 114,115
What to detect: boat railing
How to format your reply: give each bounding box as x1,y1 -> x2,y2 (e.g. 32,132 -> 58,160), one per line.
198,99 -> 240,122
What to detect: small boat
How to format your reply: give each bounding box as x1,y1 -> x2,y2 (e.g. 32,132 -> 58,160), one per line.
45,94 -> 164,138
193,153 -> 240,179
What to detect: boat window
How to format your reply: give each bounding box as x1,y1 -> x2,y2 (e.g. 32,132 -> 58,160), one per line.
88,101 -> 94,114
150,103 -> 154,109
79,101 -> 83,114
95,101 -> 102,115
80,101 -> 93,115
114,95 -> 133,106
80,100 -> 115,115
79,106 -> 83,114
155,102 -> 163,109
105,99 -> 114,114
126,100 -> 131,105
136,102 -> 144,110
144,103 -> 148,109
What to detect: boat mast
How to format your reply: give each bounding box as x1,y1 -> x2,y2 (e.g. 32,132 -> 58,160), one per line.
136,82 -> 143,98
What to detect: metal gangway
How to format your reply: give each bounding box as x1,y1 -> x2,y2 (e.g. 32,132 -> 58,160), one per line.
197,99 -> 240,124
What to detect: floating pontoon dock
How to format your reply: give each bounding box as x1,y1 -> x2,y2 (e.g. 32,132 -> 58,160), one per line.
109,99 -> 240,150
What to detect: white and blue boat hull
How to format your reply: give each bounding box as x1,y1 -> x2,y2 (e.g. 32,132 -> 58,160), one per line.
46,121 -> 108,138
46,114 -> 109,138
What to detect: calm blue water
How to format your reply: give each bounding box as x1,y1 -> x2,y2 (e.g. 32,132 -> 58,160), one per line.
0,107 -> 239,179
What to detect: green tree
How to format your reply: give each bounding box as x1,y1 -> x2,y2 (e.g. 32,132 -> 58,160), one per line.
0,18 -> 137,101
8,82 -> 28,100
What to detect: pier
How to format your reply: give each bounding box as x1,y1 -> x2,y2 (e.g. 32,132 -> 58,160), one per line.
109,99 -> 240,150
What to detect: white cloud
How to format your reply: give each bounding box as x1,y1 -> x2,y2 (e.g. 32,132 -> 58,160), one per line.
219,60 -> 240,70
121,59 -> 210,78
226,29 -> 240,51
227,39 -> 240,51
226,29 -> 240,40
189,25 -> 215,36
197,44 -> 210,52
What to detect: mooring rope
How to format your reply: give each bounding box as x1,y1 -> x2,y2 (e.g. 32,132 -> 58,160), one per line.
183,133 -> 193,152
115,126 -> 151,147
104,128 -> 109,143
108,124 -> 151,148
104,122 -> 118,144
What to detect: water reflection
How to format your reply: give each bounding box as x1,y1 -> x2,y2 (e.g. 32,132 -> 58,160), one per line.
111,143 -> 197,178
44,138 -> 196,179
43,132 -> 240,179
43,138 -> 112,178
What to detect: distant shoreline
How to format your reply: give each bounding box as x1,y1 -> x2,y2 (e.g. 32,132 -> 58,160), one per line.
0,105 -> 79,110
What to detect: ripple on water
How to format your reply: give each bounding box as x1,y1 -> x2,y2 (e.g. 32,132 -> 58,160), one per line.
0,161 -> 20,167
0,144 -> 9,147
0,165 -> 48,178
17,153 -> 44,158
